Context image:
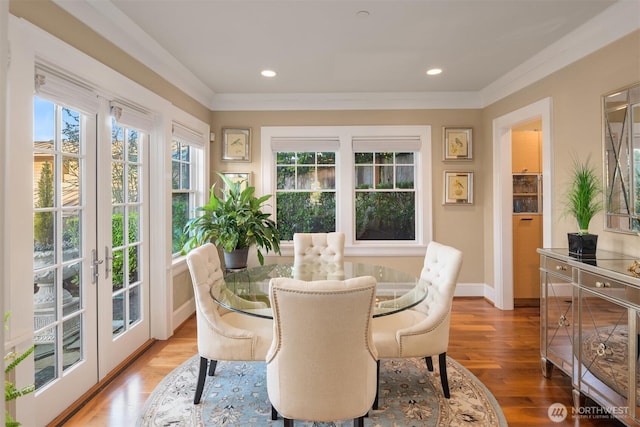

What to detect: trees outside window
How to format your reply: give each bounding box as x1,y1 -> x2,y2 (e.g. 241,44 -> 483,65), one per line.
261,126 -> 431,256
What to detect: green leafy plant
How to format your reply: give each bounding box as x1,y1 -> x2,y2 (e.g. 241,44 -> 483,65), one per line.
181,173 -> 281,264
4,313 -> 35,427
564,156 -> 603,234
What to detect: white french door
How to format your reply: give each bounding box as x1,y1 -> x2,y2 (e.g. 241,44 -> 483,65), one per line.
32,87 -> 150,424
96,114 -> 150,376
32,96 -> 99,424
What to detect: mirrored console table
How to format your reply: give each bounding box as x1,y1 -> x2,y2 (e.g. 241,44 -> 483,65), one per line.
538,248 -> 640,425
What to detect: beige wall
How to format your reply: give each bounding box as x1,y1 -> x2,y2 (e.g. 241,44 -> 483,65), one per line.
9,1 -> 640,301
211,109 -> 485,280
481,30 -> 640,286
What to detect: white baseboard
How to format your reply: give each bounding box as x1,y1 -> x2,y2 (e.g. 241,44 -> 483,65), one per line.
173,298 -> 195,332
455,282 -> 496,305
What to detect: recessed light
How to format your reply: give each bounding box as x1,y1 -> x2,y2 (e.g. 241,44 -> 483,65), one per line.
261,69 -> 277,77
356,10 -> 370,17
426,68 -> 442,76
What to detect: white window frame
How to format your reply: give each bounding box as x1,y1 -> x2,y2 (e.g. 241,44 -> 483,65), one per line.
170,122 -> 207,257
261,125 -> 432,257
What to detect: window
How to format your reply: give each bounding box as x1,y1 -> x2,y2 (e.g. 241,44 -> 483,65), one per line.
354,151 -> 415,240
261,126 -> 431,256
275,151 -> 336,240
171,123 -> 206,255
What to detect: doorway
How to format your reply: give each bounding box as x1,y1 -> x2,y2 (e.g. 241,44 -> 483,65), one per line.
492,98 -> 553,310
511,120 -> 543,307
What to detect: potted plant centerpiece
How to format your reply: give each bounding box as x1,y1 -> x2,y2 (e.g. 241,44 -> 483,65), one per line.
181,173 -> 280,268
564,156 -> 603,258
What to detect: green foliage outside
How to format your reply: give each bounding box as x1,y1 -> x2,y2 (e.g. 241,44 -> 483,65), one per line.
355,192 -> 415,240
34,161 -> 54,249
111,212 -> 139,288
172,195 -> 189,254
276,192 -> 336,240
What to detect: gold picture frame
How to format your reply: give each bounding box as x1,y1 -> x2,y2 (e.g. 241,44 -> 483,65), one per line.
443,171 -> 473,205
221,172 -> 251,192
222,128 -> 251,162
443,127 -> 472,160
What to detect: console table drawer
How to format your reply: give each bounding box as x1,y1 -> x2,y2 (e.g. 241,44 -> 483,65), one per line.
543,257 -> 572,280
579,270 -> 640,304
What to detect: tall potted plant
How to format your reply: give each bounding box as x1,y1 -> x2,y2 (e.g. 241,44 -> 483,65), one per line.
564,156 -> 603,257
181,173 -> 280,268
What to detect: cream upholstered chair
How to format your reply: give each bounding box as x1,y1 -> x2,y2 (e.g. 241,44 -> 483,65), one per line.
372,241 -> 463,401
292,232 -> 345,263
186,243 -> 273,404
266,276 -> 378,427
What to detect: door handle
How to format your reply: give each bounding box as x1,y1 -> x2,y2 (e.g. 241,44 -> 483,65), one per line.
105,246 -> 113,279
91,249 -> 104,284
520,217 -> 533,221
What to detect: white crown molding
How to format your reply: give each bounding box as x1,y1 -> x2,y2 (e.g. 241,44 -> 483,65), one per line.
480,0 -> 640,107
51,0 -> 639,112
211,91 -> 483,111
52,0 -> 214,109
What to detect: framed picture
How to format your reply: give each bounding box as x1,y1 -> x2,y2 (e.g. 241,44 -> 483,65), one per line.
443,171 -> 474,205
443,127 -> 473,160
221,172 -> 251,192
222,128 -> 251,162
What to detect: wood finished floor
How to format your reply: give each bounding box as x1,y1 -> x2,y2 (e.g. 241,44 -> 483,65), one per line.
59,298 -> 625,427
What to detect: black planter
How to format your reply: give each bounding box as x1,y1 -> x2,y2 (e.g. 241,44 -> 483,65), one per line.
567,233 -> 598,258
223,247 -> 249,269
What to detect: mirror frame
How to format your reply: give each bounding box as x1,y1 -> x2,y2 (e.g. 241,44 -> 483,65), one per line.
603,82 -> 640,234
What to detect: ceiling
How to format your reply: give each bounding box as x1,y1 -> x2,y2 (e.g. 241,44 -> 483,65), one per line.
54,0 -> 637,110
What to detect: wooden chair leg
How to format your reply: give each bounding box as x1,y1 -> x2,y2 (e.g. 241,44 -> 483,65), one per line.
194,356 -> 209,404
439,352 -> 450,399
283,418 -> 294,427
271,405 -> 278,420
373,359 -> 380,410
208,359 -> 217,376
354,415 -> 365,427
425,355 -> 434,371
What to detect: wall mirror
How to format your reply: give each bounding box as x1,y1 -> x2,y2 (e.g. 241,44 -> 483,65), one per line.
603,82 -> 640,233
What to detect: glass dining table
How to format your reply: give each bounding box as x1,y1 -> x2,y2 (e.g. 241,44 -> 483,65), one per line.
211,261 -> 428,319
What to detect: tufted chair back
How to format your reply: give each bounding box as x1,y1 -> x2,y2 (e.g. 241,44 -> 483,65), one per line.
266,276 -> 378,426
371,240 -> 462,401
186,243 -> 273,404
293,232 -> 345,264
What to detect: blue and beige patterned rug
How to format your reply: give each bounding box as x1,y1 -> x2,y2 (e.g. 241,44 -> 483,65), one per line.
138,355 -> 507,426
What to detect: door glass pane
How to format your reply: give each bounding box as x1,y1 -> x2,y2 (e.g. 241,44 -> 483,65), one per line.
34,326 -> 57,389
129,285 -> 141,325
62,316 -> 81,371
62,156 -> 80,206
33,98 -> 86,390
62,210 -> 81,261
112,292 -> 125,336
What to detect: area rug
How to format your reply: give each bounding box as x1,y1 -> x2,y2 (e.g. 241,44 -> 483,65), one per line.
138,355 -> 507,426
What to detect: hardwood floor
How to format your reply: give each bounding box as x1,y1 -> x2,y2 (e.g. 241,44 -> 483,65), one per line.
59,298 -> 624,427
